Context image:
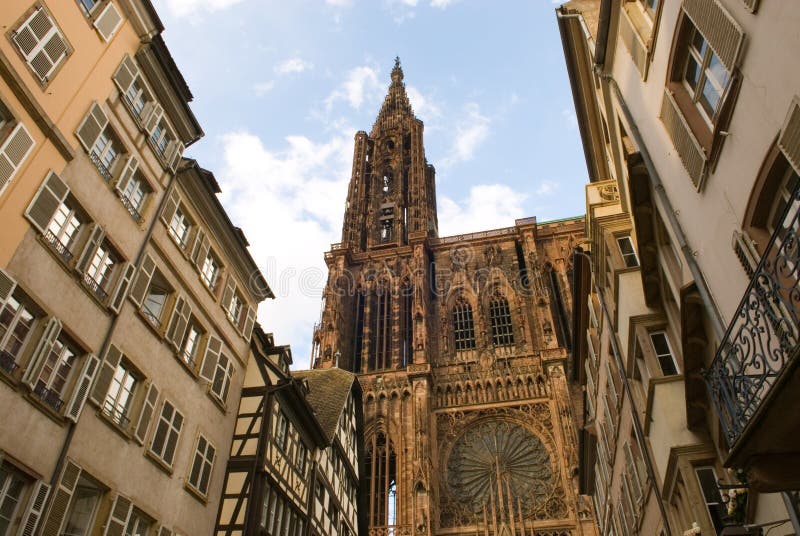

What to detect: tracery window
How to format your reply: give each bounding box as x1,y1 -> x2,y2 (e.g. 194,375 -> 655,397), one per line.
452,299 -> 476,351
368,284 -> 392,371
489,294 -> 514,346
365,432 -> 397,528
352,290 -> 365,372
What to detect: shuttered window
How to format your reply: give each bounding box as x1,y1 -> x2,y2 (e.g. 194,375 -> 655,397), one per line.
12,7 -> 70,83
188,435 -> 216,496
0,120 -> 35,197
209,353 -> 233,404
102,360 -> 139,428
150,400 -> 183,466
0,291 -> 39,372
92,2 -> 123,42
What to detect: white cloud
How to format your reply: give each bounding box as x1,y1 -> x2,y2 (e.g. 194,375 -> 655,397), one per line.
326,0 -> 354,5
442,102 -> 490,167
252,81 -> 275,96
275,57 -> 314,75
438,184 -> 528,236
161,0 -> 245,17
431,0 -> 458,7
406,85 -> 441,122
562,108 -> 578,130
325,66 -> 382,110
534,180 -> 558,196
215,130 -> 354,369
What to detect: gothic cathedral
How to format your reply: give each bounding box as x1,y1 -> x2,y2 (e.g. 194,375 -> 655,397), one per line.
311,59 -> 595,536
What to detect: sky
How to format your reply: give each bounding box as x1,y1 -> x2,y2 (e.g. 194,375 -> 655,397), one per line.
150,0 -> 588,369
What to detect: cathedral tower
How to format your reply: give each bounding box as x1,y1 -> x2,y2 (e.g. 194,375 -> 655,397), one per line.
312,60 -> 595,536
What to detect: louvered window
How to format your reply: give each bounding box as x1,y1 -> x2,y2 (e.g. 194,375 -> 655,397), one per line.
12,7 -> 70,83
0,466 -> 28,534
452,299 -> 476,351
0,102 -> 35,196
60,474 -> 102,536
489,295 -> 514,346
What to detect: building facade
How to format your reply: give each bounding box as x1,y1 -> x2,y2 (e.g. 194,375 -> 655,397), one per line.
558,0 -> 800,534
0,1 -> 269,534
311,59 -> 596,536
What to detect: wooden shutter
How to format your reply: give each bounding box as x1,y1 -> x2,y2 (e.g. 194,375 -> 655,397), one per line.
103,494 -> 133,536
189,228 -> 208,266
25,171 -> 69,233
93,2 -> 124,42
169,142 -> 185,173
75,102 -> 109,153
109,262 -> 136,313
211,354 -> 232,401
40,460 -> 80,536
778,96 -> 800,174
200,335 -> 222,382
0,268 -> 17,310
660,90 -> 707,189
115,155 -> 139,195
682,0 -> 744,71
619,7 -> 649,78
145,103 -> 163,134
12,8 -> 68,82
17,480 -> 50,536
112,54 -> 138,95
0,123 -> 35,194
160,188 -> 180,226
134,382 -> 159,444
90,344 -> 122,406
75,224 -> 105,274
65,353 -> 100,422
166,295 -> 191,349
221,276 -> 236,312
243,305 -> 256,340
21,316 -> 61,388
128,253 -> 156,306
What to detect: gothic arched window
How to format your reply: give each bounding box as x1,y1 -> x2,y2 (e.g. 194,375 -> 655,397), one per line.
489,294 -> 515,346
352,289 -> 366,372
369,285 -> 392,371
365,432 -> 397,527
452,299 -> 476,351
400,281 -> 413,367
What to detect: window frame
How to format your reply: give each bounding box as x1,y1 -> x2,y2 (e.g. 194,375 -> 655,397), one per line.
0,293 -> 39,371
150,399 -> 184,468
187,434 -> 216,498
168,206 -> 192,250
648,330 -> 679,376
102,359 -> 140,428
616,236 -> 640,268
9,5 -> 72,86
451,298 -> 476,352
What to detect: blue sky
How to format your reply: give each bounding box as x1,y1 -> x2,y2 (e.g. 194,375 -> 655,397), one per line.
151,0 -> 587,368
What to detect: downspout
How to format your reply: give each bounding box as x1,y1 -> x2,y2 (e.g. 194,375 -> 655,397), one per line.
574,250 -> 674,536
49,166 -> 181,491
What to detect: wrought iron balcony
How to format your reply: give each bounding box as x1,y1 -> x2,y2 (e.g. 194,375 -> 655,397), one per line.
119,194 -> 144,224
33,383 -> 65,411
89,151 -> 114,183
0,350 -> 19,375
82,272 -> 109,302
705,184 -> 800,452
43,230 -> 74,264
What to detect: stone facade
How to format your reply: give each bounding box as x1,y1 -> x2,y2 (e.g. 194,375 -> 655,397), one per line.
312,60 -> 596,536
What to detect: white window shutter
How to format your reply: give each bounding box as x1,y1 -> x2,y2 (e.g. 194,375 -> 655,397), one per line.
40,461 -> 80,536
65,353 -> 100,422
683,0 -> 744,72
128,253 -> 156,307
16,480 -> 50,536
89,344 -> 123,406
778,96 -> 800,174
169,141 -> 185,173
211,354 -> 232,401
93,2 -> 124,42
21,316 -> 62,388
221,276 -> 235,312
109,262 -> 136,313
12,8 -> 68,82
166,295 -> 191,350
115,155 -> 139,195
25,171 -> 69,234
0,268 -> 17,311
75,102 -> 109,153
243,305 -> 256,340
200,335 -> 222,382
134,381 -> 160,444
160,188 -> 181,226
0,123 -> 35,196
103,494 -> 133,536
189,228 -> 207,266
112,54 -> 139,95
145,103 -> 164,134
75,224 -> 105,274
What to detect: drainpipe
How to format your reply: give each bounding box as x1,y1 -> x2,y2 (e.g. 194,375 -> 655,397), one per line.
49,167 -> 181,492
574,249 -> 674,536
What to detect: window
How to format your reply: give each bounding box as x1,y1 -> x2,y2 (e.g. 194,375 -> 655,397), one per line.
77,0 -> 100,14
200,253 -> 220,291
649,331 -> 678,376
275,411 -> 288,451
637,0 -> 658,18
45,199 -> 85,262
180,323 -> 203,367
0,295 -> 38,373
125,510 -> 152,536
0,467 -> 27,536
616,236 -> 639,268
150,120 -> 173,157
694,466 -> 726,535
83,241 -> 120,302
151,400 -> 183,467
103,361 -> 138,427
141,271 -> 172,328
452,299 -> 476,351
118,170 -> 150,222
296,443 -> 307,475
188,435 -> 216,496
0,103 -> 35,197
90,127 -> 122,181
682,24 -> 730,124
766,161 -> 799,244
61,475 -> 102,536
168,207 -> 191,249
226,292 -> 243,326
124,78 -> 148,117
210,353 -> 233,404
12,7 -> 70,83
489,294 -> 514,346
33,335 -> 77,411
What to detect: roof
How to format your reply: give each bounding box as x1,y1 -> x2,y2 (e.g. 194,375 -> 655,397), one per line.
293,368 -> 357,443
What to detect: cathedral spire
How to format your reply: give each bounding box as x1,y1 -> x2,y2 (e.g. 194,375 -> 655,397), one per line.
372,57 -> 415,135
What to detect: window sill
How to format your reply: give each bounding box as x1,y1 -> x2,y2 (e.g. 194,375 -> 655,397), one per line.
144,449 -> 174,476
183,482 -> 209,505
206,389 -> 228,414
174,352 -> 199,379
23,387 -> 69,426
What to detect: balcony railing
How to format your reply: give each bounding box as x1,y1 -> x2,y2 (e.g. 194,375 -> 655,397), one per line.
43,230 -> 74,264
119,194 -> 144,224
0,350 -> 19,375
82,272 -> 109,302
705,184 -> 800,448
89,151 -> 114,183
368,526 -> 412,536
33,383 -> 64,411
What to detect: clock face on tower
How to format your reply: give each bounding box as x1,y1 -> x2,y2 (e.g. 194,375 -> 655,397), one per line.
446,419 -> 553,516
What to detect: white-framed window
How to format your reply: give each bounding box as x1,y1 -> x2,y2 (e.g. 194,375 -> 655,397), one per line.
226,292 -> 243,326
168,207 -> 191,249
0,295 -> 38,368
682,21 -> 731,125
296,442 -> 307,475
103,361 -> 138,427
46,200 -> 84,257
648,331 -> 678,376
150,400 -> 183,467
635,0 -> 658,19
119,172 -> 149,219
210,353 -> 233,403
124,78 -> 148,117
84,241 -> 119,299
141,272 -> 172,328
90,127 -> 122,176
616,236 -> 639,268
201,253 -> 220,291
275,411 -> 288,451
180,323 -> 202,368
62,474 -> 102,536
188,435 -> 216,496
0,466 -> 28,535
33,335 -> 77,410
150,120 -> 173,157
